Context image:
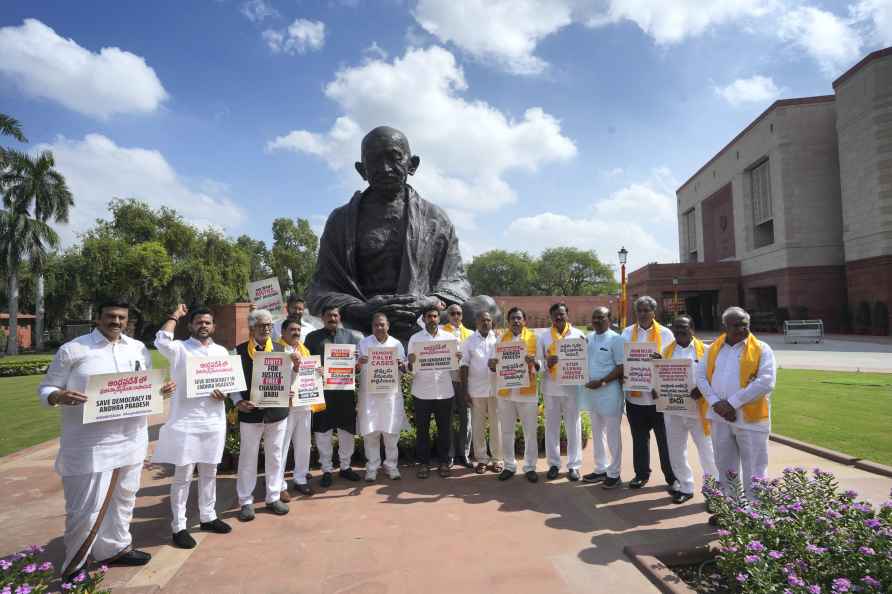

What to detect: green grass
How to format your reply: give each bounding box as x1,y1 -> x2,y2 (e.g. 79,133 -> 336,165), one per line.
773,369 -> 892,466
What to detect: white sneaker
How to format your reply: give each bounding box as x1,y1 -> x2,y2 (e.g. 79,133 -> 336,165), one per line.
365,469 -> 377,482
387,468 -> 401,480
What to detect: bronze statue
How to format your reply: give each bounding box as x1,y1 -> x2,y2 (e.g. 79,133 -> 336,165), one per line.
307,126 -> 472,340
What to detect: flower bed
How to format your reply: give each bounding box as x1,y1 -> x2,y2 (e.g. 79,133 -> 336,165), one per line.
0,544 -> 109,593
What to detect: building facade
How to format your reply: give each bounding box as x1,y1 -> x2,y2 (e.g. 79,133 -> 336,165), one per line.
629,47 -> 892,334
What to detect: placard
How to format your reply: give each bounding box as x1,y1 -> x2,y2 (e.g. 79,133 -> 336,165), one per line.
83,369 -> 165,424
323,343 -> 356,390
247,277 -> 286,321
653,358 -> 698,416
293,355 -> 325,407
185,355 -> 247,399
414,340 -> 458,372
250,352 -> 292,407
495,341 -> 529,390
557,337 -> 588,386
624,342 -> 657,391
366,346 -> 400,395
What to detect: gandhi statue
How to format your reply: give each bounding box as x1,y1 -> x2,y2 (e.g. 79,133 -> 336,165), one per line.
307,126 -> 478,341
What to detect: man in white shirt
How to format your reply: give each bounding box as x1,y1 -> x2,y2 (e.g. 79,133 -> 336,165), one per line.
443,304 -> 473,468
153,305 -> 233,549
408,306 -> 461,478
39,298 -> 175,579
538,303 -> 586,481
652,315 -> 718,504
695,307 -> 776,504
356,312 -> 408,481
459,311 -> 501,474
622,296 -> 677,490
271,295 -> 316,342
578,307 -> 625,490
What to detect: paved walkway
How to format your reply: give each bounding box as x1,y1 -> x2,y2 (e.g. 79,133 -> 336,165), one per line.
2,412 -> 890,594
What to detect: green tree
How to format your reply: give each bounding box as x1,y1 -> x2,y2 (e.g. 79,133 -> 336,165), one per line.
270,217 -> 318,296
0,114 -> 26,144
236,234 -> 273,280
534,247 -> 618,296
466,250 -> 535,295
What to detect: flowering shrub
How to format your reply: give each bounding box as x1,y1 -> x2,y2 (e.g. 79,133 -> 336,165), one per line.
704,468 -> 892,593
0,545 -> 109,594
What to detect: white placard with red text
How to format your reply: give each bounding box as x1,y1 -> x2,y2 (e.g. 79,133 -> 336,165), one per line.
557,337 -> 588,386
323,343 -> 356,390
185,355 -> 247,399
247,277 -> 286,321
83,369 -> 166,424
624,342 -> 657,392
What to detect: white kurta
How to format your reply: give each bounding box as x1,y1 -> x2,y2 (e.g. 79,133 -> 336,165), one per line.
357,334 -> 408,435
152,331 -> 229,466
38,330 -> 153,476
622,323 -> 675,403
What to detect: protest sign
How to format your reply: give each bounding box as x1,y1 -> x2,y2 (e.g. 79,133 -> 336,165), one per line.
83,369 -> 165,424
293,355 -> 325,407
495,341 -> 529,390
323,343 -> 356,390
624,342 -> 657,391
250,352 -> 291,407
185,355 -> 246,399
247,277 -> 286,321
653,358 -> 698,417
557,337 -> 588,386
366,346 -> 400,395
413,340 -> 458,372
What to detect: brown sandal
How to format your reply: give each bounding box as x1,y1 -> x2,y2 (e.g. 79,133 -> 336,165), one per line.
475,463 -> 487,474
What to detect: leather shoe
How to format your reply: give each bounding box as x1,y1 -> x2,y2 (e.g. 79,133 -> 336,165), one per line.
200,518 -> 232,533
568,469 -> 580,482
672,492 -> 694,504
583,472 -> 607,483
340,468 -> 362,481
320,472 -> 333,488
629,476 -> 649,489
525,470 -> 539,483
268,500 -> 289,515
546,466 -> 559,480
498,469 -> 515,481
102,549 -> 152,567
172,530 -> 196,549
279,489 -> 292,503
239,504 -> 255,522
295,483 -> 314,496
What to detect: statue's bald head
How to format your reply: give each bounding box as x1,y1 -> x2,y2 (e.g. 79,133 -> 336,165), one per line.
356,126 -> 420,192
361,126 -> 412,160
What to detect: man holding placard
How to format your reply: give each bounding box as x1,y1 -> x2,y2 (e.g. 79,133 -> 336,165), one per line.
408,306 -> 461,478
38,298 -> 176,580
651,315 -> 718,504
154,305 -> 239,548
491,307 -> 540,482
356,312 -> 407,481
271,294 -> 316,342
305,305 -> 362,487
442,304 -> 474,469
232,309 -> 290,520
459,310 -> 501,475
578,307 -> 625,489
622,296 -> 676,490
538,303 -> 586,481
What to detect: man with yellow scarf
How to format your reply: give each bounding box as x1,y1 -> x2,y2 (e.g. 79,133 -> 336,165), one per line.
538,303 -> 586,481
622,296 -> 676,490
443,304 -> 474,468
232,308 -> 290,521
652,315 -> 718,504
695,307 -> 776,503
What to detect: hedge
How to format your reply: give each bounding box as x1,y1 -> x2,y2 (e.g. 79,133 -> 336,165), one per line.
0,358 -> 53,377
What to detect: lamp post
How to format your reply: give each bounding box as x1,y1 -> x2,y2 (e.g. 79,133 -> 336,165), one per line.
618,247 -> 628,329
672,276 -> 679,315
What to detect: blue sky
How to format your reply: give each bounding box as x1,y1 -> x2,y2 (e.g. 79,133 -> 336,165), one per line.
2,0 -> 890,275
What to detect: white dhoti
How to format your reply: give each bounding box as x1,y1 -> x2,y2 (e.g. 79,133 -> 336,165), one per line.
315,429 -> 355,473
171,463 -> 218,532
281,407 -> 313,486
471,396 -> 502,465
544,395 -> 582,471
237,420 -> 287,506
587,409 -> 622,479
498,399 -> 538,473
665,414 -> 718,495
363,431 -> 399,473
710,421 -> 768,500
62,461 -> 142,574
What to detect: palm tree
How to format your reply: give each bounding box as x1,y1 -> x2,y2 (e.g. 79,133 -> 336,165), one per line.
1,150 -> 72,353
0,114 -> 27,144
1,112 -> 28,354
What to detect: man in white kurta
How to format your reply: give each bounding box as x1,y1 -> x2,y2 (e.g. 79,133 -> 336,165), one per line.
357,312 -> 408,481
38,299 -> 174,578
577,307 -> 625,489
538,303 -> 586,481
271,295 -> 316,343
153,305 -> 233,548
655,315 -> 718,504
459,311 -> 501,474
695,307 -> 776,503
442,304 -> 473,468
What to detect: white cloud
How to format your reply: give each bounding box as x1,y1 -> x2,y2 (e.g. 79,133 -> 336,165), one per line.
778,6 -> 863,76
714,75 -> 781,106
362,41 -> 388,61
0,19 -> 168,119
241,0 -> 280,22
38,134 -> 245,246
266,46 -> 576,222
852,0 -> 892,47
263,18 -> 326,54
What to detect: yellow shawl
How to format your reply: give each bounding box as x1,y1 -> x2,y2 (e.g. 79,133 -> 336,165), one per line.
547,323 -> 573,378
277,338 -> 325,413
247,336 -> 273,359
706,333 -> 768,423
663,338 -> 710,436
629,321 -> 665,397
443,322 -> 472,342
497,327 -> 538,398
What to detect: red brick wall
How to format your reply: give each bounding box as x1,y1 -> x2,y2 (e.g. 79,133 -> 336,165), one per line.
845,255 -> 892,333
209,303 -> 253,350
741,265 -> 847,332
702,183 -> 736,263
492,295 -> 617,328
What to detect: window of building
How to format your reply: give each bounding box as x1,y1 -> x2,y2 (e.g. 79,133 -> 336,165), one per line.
682,208 -> 697,260
750,159 -> 774,248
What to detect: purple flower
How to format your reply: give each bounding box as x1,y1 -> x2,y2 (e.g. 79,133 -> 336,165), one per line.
788,574 -> 805,587
881,501 -> 892,510
808,586 -> 822,594
790,502 -> 804,512
806,544 -> 827,554
717,529 -> 731,537
720,544 -> 739,553
861,576 -> 881,589
25,545 -> 43,554
0,559 -> 11,570
747,540 -> 766,552
745,555 -> 760,564
859,546 -> 875,556
1,587 -> 10,594
100,564 -> 108,572
736,573 -> 748,583
15,585 -> 32,594
61,584 -> 73,592
832,577 -> 852,592
74,571 -> 86,583
769,550 -> 784,559
865,518 -> 881,529
23,563 -> 36,574
844,490 -> 858,499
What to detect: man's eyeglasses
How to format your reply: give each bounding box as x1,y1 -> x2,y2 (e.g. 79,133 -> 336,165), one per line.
448,311 -> 462,317
258,323 -> 274,329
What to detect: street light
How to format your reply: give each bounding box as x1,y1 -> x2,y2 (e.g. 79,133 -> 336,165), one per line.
618,247 -> 628,329
672,276 -> 679,315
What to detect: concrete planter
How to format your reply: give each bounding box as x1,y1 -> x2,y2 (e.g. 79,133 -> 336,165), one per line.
624,542 -> 719,594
